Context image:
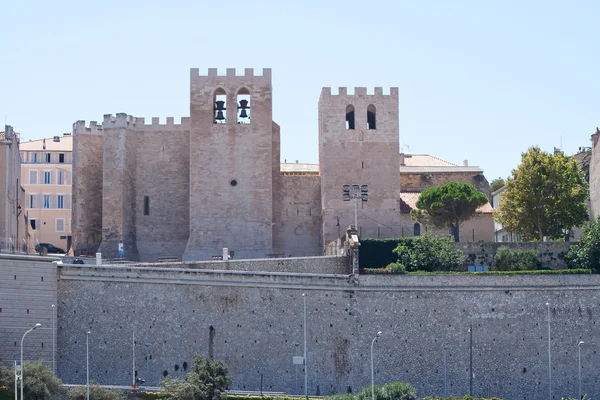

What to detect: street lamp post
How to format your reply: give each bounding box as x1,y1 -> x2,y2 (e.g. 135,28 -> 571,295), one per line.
145,343 -> 151,387
86,331 -> 91,400
443,345 -> 449,397
342,184 -> 369,231
371,331 -> 381,400
51,304 -> 56,375
578,341 -> 584,400
546,303 -> 552,400
294,342 -> 300,394
302,294 -> 307,398
20,323 -> 41,400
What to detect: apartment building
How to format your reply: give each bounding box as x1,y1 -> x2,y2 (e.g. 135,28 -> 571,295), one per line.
20,134 -> 73,253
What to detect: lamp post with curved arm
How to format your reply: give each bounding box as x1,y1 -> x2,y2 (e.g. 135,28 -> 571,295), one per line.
578,340 -> 584,400
20,323 -> 41,400
371,331 -> 382,400
86,331 -> 91,400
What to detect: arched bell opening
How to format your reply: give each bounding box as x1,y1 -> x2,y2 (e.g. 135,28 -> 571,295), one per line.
236,87 -> 251,124
367,104 -> 376,130
345,105 -> 355,130
214,88 -> 227,124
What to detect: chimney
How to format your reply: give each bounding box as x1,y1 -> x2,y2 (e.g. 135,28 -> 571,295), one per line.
463,160 -> 468,167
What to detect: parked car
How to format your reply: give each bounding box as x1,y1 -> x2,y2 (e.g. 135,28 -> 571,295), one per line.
35,243 -> 65,254
71,258 -> 85,264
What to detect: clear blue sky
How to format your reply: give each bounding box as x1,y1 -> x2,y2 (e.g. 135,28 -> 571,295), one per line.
2,0 -> 599,181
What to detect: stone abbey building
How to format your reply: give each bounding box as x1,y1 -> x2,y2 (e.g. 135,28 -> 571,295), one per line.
72,68 -> 492,261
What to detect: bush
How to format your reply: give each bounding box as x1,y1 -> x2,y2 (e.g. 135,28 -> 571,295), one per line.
394,234 -> 464,272
160,354 -> 231,400
492,246 -> 541,271
385,262 -> 406,274
21,361 -> 63,400
68,384 -> 126,400
348,382 -> 416,400
566,219 -> 600,270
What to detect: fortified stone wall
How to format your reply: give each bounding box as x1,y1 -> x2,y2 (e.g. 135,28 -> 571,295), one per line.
0,255 -> 58,368
56,263 -> 600,400
72,121 -> 104,256
134,117 -> 191,262
273,175 -> 322,257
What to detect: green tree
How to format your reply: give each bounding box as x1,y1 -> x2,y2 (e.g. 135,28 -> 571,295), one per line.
0,356 -> 13,396
411,182 -> 489,242
160,355 -> 231,400
22,361 -> 63,400
393,234 -> 464,272
495,147 -> 588,241
490,177 -> 505,193
566,218 -> 600,270
68,384 -> 125,400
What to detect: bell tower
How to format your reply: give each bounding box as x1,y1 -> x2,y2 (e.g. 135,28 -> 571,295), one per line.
183,68 -> 275,260
319,87 -> 402,246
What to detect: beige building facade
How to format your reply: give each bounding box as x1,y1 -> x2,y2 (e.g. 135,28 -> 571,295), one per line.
72,69 -> 493,261
20,135 -> 73,253
0,126 -> 26,252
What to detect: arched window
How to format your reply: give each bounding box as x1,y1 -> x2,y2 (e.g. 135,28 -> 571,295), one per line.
414,223 -> 420,236
214,88 -> 227,124
367,104 -> 376,129
346,105 -> 355,130
236,87 -> 250,124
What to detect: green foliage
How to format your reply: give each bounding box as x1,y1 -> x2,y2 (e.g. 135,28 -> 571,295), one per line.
411,182 -> 488,242
566,219 -> 600,270
68,384 -> 126,400
496,146 -> 588,241
353,382 -> 416,400
393,234 -> 464,272
359,238 -> 402,269
491,246 -> 541,271
229,397 -> 320,400
421,397 -> 502,400
159,355 -> 231,400
22,361 -> 63,400
385,262 -> 406,274
489,178 -> 505,193
0,361 -> 12,395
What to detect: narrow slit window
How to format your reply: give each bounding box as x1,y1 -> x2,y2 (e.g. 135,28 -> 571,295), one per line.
236,88 -> 250,124
144,196 -> 150,215
346,105 -> 355,130
214,88 -> 227,124
414,223 -> 421,236
367,104 -> 376,129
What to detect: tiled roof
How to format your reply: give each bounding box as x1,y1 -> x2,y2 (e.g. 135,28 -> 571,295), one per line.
399,191 -> 494,214
401,154 -> 458,167
20,135 -> 73,151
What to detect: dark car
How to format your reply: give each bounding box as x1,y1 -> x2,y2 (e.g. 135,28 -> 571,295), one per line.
72,258 -> 85,264
35,243 -> 65,254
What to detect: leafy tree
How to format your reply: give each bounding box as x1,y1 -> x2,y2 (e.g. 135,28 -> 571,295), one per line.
492,246 -> 541,271
68,384 -> 126,400
393,234 -> 464,272
0,356 -> 13,396
160,355 -> 231,400
495,147 -> 588,241
566,218 -> 600,270
411,182 -> 489,242
490,177 -> 505,193
22,361 -> 63,400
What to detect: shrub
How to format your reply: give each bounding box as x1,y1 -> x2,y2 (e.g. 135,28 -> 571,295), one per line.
352,382 -> 416,400
160,354 -> 231,400
359,238 -> 402,269
566,219 -> 600,270
68,384 -> 126,400
385,262 -> 406,274
394,234 -> 464,272
492,246 -> 541,271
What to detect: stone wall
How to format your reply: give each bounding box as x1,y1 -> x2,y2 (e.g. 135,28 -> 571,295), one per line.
0,255 -> 58,368
456,241 -> 572,269
590,130 -> 600,220
55,262 -> 600,400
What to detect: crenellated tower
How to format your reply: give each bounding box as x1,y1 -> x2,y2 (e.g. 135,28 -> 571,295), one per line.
183,68 -> 275,260
319,87 -> 402,246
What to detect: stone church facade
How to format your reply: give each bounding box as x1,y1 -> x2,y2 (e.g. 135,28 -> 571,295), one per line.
72,68 -> 492,262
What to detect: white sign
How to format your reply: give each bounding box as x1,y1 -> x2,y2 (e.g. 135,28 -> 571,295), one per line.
118,240 -> 124,255
293,356 -> 305,365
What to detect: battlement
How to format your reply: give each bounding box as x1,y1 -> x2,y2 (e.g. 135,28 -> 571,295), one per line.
321,87 -> 399,97
102,113 -> 136,128
73,120 -> 104,135
135,116 -> 190,131
190,67 -> 272,79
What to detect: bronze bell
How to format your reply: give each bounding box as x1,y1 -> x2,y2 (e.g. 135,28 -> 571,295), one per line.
215,100 -> 226,111
238,99 -> 249,109
215,110 -> 225,121
239,109 -> 249,119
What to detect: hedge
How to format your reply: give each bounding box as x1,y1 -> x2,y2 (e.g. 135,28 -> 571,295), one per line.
359,238 -> 410,269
